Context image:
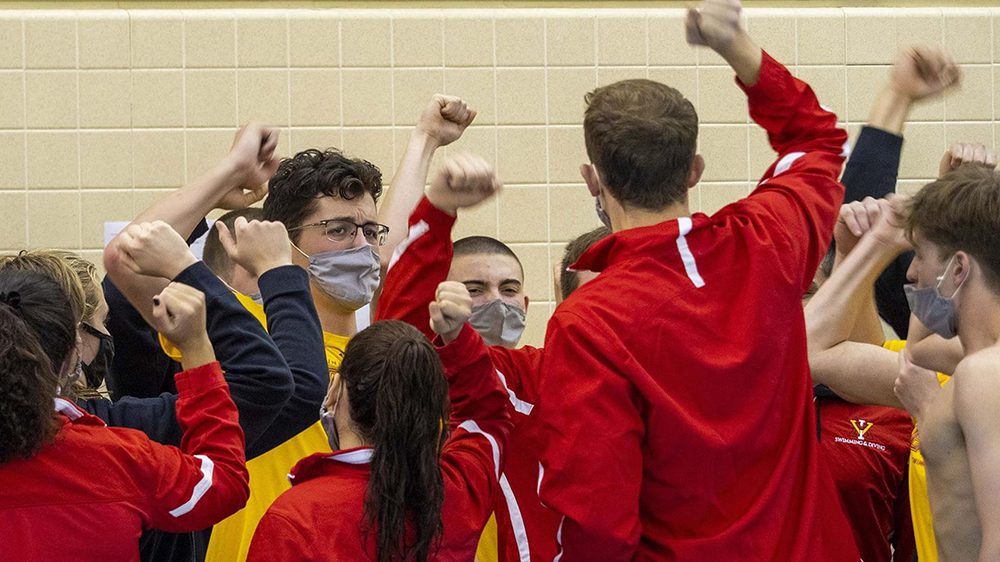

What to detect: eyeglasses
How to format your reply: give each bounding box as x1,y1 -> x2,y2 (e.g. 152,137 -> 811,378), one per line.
289,219 -> 390,246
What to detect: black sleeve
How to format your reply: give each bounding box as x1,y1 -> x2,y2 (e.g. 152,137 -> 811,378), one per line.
101,219 -> 210,401
172,261 -> 295,455
79,394 -> 183,445
246,265 -> 329,457
87,261 -> 296,455
103,276 -> 180,400
841,125 -> 913,337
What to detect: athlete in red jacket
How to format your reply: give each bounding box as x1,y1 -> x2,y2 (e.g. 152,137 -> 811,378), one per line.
534,1 -> 858,559
375,158 -> 558,561
0,272 -> 249,562
247,282 -> 512,562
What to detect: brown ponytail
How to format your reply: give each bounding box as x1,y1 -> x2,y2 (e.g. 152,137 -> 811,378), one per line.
339,320 -> 450,562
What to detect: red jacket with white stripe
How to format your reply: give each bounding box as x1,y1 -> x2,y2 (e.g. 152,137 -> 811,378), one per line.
0,362 -> 249,562
375,196 -> 561,562
245,324 -> 512,562
535,51 -> 859,561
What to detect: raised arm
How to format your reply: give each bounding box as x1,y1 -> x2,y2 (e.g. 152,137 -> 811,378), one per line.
110,221 -> 295,456
374,153 -> 502,337
134,282 -> 250,532
806,198 -> 911,407
377,95 -> 476,270
216,218 -> 329,455
104,124 -> 279,327
431,281 -> 512,526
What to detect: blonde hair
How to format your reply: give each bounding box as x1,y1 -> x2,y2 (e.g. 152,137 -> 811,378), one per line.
47,250 -> 103,326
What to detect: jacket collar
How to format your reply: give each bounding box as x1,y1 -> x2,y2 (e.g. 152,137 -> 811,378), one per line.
54,397 -> 106,427
287,446 -> 373,486
570,215 -> 705,274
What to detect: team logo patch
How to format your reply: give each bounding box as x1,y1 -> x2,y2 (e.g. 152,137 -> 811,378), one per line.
834,418 -> 886,451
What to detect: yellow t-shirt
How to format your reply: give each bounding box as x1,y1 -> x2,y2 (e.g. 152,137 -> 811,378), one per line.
158,292 -> 349,562
882,339 -> 951,562
476,515 -> 498,562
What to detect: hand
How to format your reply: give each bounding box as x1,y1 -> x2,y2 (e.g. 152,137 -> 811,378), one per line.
218,123 -> 281,210
117,221 -> 198,280
416,95 -> 477,148
938,142 -> 998,178
890,46 -> 961,103
685,0 -> 745,53
426,153 -> 503,216
429,281 -> 473,343
894,348 -> 940,421
835,196 -> 910,257
215,217 -> 293,278
150,281 -> 212,358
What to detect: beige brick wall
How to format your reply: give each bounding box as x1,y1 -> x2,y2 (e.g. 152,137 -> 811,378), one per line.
0,7 -> 996,346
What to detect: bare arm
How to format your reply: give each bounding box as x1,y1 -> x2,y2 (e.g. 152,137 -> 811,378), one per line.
954,354 -> 1000,561
377,95 -> 476,269
104,125 -> 279,326
807,198 -> 910,404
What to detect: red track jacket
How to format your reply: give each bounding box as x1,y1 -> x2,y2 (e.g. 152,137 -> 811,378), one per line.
246,324 -> 512,561
0,362 -> 249,561
535,51 -> 859,561
375,195 -> 560,562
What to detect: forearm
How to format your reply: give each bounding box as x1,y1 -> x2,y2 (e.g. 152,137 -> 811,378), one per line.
867,87 -> 914,136
718,32 -> 762,87
831,250 -> 886,346
807,235 -> 901,354
378,131 -> 442,267
134,160 -> 237,240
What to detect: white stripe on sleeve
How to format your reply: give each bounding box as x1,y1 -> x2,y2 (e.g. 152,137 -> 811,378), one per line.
168,454 -> 215,518
387,220 -> 430,272
676,217 -> 705,288
457,420 -> 501,479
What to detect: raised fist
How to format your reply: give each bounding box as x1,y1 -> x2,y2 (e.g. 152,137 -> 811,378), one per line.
219,123 -> 281,210
215,217 -> 293,278
416,94 -> 477,147
426,153 -> 503,216
117,221 -> 198,280
890,46 -> 961,103
938,142 -> 997,179
685,0 -> 745,53
150,282 -> 209,352
429,281 -> 473,343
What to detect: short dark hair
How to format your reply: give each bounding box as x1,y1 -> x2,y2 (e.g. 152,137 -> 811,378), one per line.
203,207 -> 264,281
584,79 -> 698,210
906,164 -> 1000,293
453,236 -> 523,278
559,226 -> 611,300
263,148 -> 383,243
0,270 -> 74,463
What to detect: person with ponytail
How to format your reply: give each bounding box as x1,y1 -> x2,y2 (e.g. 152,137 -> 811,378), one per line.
0,270 -> 250,561
247,281 -> 512,562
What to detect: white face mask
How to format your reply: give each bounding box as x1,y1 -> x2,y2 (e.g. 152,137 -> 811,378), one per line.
469,299 -> 526,348
293,244 -> 381,311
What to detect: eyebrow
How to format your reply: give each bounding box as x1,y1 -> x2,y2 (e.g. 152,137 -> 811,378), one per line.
500,279 -> 523,287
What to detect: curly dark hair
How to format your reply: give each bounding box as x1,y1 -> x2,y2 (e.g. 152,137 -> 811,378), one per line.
340,320 -> 450,562
0,270 -> 74,464
263,148 -> 383,243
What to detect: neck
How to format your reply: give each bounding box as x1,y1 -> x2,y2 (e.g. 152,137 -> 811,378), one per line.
310,283 -> 359,337
957,286 -> 1000,355
609,200 -> 691,232
336,428 -> 370,450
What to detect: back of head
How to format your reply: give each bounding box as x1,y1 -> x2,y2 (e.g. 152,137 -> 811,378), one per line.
263,148 -> 384,243
584,79 -> 699,210
339,320 -> 449,562
0,250 -> 87,324
559,226 -> 612,301
203,207 -> 264,281
906,164 -> 1000,293
453,236 -> 524,277
0,270 -> 75,464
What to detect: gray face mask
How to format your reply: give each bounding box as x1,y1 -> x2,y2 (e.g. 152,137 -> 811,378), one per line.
469,299 -> 526,348
904,255 -> 967,339
294,244 -> 381,311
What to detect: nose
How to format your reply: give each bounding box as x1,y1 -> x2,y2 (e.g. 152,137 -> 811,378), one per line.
905,259 -> 918,283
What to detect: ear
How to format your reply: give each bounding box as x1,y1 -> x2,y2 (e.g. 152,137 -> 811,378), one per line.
324,374 -> 341,410
552,263 -> 564,305
581,163 -> 601,197
687,154 -> 705,189
954,251 -> 974,284
523,295 -> 530,314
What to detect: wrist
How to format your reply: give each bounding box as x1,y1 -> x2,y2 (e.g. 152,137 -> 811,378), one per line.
410,128 -> 442,152
868,87 -> 913,134
167,253 -> 199,280
176,334 -> 215,369
425,191 -> 459,217
439,326 -> 462,344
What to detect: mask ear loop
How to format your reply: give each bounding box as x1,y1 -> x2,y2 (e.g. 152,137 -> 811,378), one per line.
936,254 -> 971,299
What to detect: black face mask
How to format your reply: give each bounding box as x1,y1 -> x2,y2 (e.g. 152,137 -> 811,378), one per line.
80,323 -> 114,390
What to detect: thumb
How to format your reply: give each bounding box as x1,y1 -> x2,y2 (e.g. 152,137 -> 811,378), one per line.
215,221 -> 239,258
